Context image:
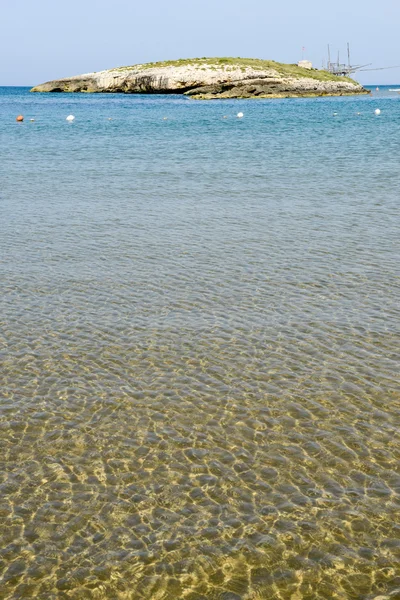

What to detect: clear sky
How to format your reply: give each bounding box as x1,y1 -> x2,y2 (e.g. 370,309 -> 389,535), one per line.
1,0 -> 399,86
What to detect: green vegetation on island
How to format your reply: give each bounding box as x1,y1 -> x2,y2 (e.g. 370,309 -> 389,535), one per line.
113,57 -> 357,84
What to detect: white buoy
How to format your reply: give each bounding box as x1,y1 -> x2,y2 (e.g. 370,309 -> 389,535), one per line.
333,112 -> 338,116
66,115 -> 75,122
237,112 -> 244,118
374,109 -> 381,116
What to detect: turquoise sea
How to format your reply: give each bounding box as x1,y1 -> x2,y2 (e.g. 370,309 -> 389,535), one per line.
0,86 -> 399,599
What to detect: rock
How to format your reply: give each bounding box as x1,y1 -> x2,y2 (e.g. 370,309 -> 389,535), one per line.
31,57 -> 368,99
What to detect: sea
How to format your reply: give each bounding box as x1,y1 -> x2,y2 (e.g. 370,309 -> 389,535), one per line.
0,86 -> 399,600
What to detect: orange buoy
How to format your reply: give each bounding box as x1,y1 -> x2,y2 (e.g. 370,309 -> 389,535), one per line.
16,115 -> 24,122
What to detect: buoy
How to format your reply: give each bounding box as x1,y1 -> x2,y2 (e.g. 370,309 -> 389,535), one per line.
375,109 -> 381,116
376,87 -> 379,91
333,112 -> 338,116
223,116 -> 228,119
30,118 -> 35,122
16,115 -> 24,122
163,117 -> 168,120
66,115 -> 75,122
237,112 -> 244,118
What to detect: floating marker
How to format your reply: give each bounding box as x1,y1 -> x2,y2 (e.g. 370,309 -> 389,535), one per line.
374,109 -> 381,116
66,115 -> 75,122
16,115 -> 24,122
333,112 -> 338,116
237,112 -> 244,118
30,118 -> 35,122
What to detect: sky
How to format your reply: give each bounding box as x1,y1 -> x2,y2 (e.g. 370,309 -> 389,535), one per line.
1,0 -> 400,86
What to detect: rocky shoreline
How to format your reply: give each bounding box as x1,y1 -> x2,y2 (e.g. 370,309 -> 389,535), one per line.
31,58 -> 368,99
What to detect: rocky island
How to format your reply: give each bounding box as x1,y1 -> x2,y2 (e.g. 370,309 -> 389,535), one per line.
31,57 -> 368,99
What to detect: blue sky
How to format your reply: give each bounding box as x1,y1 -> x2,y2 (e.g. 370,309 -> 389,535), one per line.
1,0 -> 399,85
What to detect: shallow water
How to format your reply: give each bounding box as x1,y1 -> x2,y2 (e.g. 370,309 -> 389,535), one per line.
0,87 -> 399,599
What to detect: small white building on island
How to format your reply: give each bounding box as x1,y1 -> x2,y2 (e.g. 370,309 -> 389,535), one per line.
298,60 -> 313,69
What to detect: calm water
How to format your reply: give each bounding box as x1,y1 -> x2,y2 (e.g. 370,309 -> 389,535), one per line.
0,86 -> 399,600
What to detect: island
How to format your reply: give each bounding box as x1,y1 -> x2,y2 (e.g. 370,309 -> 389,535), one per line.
31,57 -> 368,99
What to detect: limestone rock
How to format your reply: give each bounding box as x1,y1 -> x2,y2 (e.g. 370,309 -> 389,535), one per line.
31,58 -> 368,99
